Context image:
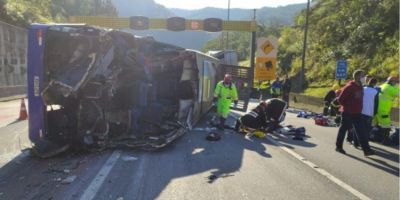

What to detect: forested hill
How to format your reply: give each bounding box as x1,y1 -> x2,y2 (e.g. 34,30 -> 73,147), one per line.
281,0 -> 399,85
203,0 -> 399,85
171,4 -> 306,26
0,0 -> 116,27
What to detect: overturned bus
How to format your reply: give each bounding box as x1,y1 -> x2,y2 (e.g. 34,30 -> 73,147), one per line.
27,24 -> 242,158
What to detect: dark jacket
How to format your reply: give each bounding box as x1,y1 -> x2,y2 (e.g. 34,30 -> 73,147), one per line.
337,81 -> 363,114
282,79 -> 291,93
324,90 -> 336,104
240,104 -> 267,129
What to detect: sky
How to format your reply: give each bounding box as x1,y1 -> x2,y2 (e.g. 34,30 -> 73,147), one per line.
154,0 -> 308,9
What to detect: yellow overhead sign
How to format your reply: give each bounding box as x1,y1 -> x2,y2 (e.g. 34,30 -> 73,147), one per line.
68,16 -> 257,32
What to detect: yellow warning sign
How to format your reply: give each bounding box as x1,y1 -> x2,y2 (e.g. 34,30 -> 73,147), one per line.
255,57 -> 276,81
261,40 -> 274,55
256,37 -> 278,58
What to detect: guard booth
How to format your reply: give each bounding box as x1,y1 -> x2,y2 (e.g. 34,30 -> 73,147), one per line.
218,64 -> 251,112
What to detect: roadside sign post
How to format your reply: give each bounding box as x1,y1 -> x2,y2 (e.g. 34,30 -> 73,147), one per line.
336,60 -> 347,83
255,37 -> 278,81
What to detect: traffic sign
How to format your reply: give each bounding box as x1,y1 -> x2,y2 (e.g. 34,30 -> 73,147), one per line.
336,60 -> 347,79
203,18 -> 223,32
256,37 -> 277,58
129,16 -> 149,30
255,57 -> 276,81
167,17 -> 186,31
68,16 -> 257,32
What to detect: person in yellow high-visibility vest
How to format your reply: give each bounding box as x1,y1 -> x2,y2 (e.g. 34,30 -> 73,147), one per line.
375,76 -> 399,143
270,77 -> 282,98
214,74 -> 238,130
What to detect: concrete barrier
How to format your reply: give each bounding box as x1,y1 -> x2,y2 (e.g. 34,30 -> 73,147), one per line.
290,93 -> 399,123
0,21 -> 27,87
0,85 -> 26,98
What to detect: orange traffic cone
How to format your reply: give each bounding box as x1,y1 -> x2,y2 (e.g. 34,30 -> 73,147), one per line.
18,98 -> 28,120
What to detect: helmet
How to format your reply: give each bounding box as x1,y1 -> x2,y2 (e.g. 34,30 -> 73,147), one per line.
223,74 -> 232,84
387,76 -> 399,83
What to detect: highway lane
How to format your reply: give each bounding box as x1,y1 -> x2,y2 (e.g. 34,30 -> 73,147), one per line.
0,100 -> 398,200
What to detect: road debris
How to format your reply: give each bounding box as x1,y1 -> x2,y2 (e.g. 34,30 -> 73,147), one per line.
121,156 -> 138,162
61,175 -> 77,184
206,132 -> 221,141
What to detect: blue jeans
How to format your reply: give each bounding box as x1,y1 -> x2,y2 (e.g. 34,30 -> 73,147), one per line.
336,112 -> 371,152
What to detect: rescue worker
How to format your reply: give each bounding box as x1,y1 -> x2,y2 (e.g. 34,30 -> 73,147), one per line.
282,74 -> 292,106
335,70 -> 374,156
235,98 -> 287,133
235,101 -> 268,132
330,89 -> 342,119
214,74 -> 238,130
323,84 -> 340,116
271,77 -> 282,98
374,76 -> 399,143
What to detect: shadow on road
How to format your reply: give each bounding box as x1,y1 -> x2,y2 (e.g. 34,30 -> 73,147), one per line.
370,145 -> 399,164
6,119 -> 23,126
0,111 -> 276,200
344,153 -> 399,177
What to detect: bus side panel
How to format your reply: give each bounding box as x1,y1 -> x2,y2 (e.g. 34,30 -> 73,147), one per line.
27,25 -> 48,143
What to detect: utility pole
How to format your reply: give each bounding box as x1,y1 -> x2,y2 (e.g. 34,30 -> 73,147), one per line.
300,0 -> 310,89
226,0 -> 231,50
249,9 -> 256,88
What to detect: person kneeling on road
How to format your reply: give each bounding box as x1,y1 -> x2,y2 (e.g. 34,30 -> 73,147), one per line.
235,98 -> 287,134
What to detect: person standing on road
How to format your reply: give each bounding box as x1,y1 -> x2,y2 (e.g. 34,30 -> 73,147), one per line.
361,78 -> 379,140
374,76 -> 399,144
214,74 -> 238,130
335,70 -> 374,156
282,74 -> 292,106
271,77 -> 282,98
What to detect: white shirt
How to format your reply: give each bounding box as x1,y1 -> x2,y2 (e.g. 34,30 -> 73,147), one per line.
361,86 -> 378,117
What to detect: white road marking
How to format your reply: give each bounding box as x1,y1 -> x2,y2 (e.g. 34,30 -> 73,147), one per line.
79,150 -> 121,200
265,135 -> 372,200
126,154 -> 149,199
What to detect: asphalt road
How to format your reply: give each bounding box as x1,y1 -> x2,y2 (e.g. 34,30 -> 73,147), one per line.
0,99 -> 398,200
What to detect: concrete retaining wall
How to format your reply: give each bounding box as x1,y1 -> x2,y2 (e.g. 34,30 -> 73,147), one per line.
0,85 -> 26,98
290,93 -> 399,123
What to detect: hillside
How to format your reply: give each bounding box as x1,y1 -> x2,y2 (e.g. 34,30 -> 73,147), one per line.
111,0 -> 173,18
0,0 -> 116,27
171,4 -> 306,25
279,0 -> 399,86
111,0 -> 305,50
1,0 -> 304,50
203,0 -> 399,88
